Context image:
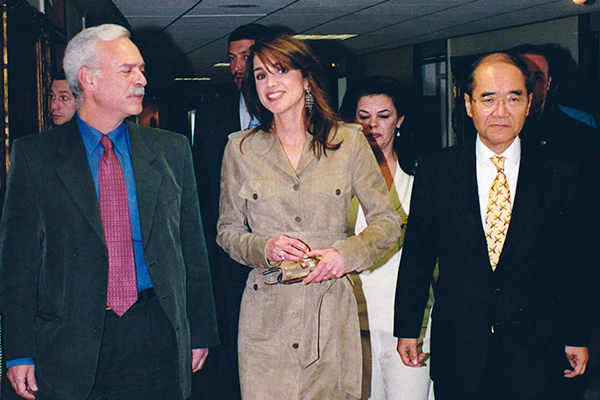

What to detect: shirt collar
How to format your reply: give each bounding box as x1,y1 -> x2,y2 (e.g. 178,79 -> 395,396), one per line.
77,113 -> 129,157
476,133 -> 521,169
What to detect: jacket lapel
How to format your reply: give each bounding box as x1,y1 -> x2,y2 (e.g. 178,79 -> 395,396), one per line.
451,141 -> 486,241
450,141 -> 492,273
127,122 -> 163,250
497,138 -> 547,269
56,120 -> 105,244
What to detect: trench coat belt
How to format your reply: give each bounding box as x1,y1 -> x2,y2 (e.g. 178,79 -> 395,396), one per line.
297,278 -> 336,369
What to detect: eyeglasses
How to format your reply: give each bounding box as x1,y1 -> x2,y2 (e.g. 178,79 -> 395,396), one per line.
471,95 -> 528,110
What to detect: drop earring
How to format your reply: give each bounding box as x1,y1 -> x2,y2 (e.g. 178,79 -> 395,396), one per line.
395,127 -> 401,137
305,89 -> 314,113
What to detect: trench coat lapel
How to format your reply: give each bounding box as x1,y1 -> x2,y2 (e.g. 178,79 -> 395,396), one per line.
127,122 -> 163,250
295,138 -> 317,175
249,130 -> 312,178
56,120 -> 105,244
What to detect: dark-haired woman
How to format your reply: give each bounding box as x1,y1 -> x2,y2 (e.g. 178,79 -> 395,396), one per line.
217,35 -> 402,399
347,77 -> 434,400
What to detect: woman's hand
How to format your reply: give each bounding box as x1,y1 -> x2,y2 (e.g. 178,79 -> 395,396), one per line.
303,248 -> 347,284
266,234 -> 310,263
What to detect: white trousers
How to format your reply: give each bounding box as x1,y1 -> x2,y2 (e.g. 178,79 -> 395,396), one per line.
368,326 -> 434,400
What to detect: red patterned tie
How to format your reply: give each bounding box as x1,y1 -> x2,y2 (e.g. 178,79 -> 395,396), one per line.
99,135 -> 137,316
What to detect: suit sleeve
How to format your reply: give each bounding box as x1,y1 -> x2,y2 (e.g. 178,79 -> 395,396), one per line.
559,144 -> 600,346
179,138 -> 220,348
0,140 -> 41,361
394,156 -> 439,339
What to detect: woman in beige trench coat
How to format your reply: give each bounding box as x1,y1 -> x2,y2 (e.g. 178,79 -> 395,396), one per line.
217,34 -> 402,400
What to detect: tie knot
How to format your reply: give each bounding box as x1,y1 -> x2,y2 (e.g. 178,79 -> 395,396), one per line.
490,155 -> 505,172
100,135 -> 113,150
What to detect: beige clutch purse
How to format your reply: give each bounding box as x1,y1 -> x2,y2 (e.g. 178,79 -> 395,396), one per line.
262,257 -> 320,284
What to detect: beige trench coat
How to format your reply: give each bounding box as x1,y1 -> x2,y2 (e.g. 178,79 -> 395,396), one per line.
217,123 -> 402,399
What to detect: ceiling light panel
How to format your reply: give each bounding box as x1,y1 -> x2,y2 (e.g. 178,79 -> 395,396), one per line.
114,0 -> 200,16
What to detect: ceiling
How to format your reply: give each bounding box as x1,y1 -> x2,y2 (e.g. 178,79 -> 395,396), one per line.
106,0 -> 599,84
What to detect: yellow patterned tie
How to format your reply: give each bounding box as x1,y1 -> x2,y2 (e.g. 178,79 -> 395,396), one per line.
485,156 -> 511,270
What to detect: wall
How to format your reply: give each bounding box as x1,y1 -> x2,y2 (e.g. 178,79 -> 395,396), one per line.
450,16 -> 587,101
450,17 -> 579,60
347,16 -> 579,85
352,45 -> 414,84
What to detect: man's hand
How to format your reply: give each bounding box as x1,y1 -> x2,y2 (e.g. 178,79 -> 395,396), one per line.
564,346 -> 589,378
397,338 -> 427,367
7,365 -> 38,399
192,348 -> 209,372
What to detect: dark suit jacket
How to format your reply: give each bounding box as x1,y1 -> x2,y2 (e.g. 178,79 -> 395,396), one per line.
194,87 -> 241,227
0,119 -> 219,400
193,87 -> 251,344
394,133 -> 599,398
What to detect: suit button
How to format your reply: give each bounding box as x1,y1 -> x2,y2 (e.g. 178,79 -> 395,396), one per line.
292,343 -> 299,349
494,288 -> 500,293
93,326 -> 102,333
295,216 -> 302,223
99,291 -> 106,298
293,183 -> 299,191
253,193 -> 258,200
253,284 -> 258,291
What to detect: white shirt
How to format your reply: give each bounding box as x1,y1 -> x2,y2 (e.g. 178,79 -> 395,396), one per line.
239,93 -> 252,130
355,161 -> 414,332
475,135 -> 521,228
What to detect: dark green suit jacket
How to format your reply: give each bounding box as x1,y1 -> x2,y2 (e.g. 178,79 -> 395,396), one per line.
0,119 -> 219,399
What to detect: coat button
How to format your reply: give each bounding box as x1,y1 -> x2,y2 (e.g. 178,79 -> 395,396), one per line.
295,216 -> 302,223
292,343 -> 299,349
93,325 -> 102,333
253,193 -> 258,200
335,188 -> 341,195
293,183 -> 299,191
253,284 -> 258,291
540,140 -> 547,146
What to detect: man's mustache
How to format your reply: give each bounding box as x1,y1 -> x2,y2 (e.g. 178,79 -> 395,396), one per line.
130,87 -> 145,96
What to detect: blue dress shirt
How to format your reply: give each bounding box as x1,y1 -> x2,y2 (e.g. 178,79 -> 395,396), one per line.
77,114 -> 153,292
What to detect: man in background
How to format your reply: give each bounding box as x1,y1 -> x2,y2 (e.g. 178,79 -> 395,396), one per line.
0,24 -> 218,400
49,70 -> 77,126
193,23 -> 270,400
510,44 -> 598,131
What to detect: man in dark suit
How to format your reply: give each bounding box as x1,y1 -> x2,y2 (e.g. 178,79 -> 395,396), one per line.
394,53 -> 598,400
193,23 -> 269,400
0,24 -> 218,400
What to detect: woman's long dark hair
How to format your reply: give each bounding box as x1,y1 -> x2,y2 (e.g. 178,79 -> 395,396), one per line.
340,76 -> 418,176
242,34 -> 340,158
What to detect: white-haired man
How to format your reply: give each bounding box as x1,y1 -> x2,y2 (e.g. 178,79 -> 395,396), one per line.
0,24 -> 218,400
